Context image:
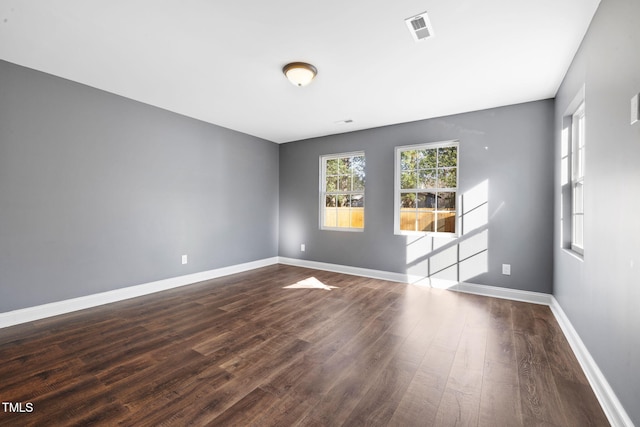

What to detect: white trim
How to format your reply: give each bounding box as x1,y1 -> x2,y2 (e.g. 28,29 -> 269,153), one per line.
549,298 -> 634,427
570,242 -> 584,256
0,257 -> 279,329
394,139 -> 460,152
278,256 -> 412,283
278,257 -> 550,305
571,101 -> 586,252
278,256 -> 631,426
451,282 -> 552,305
563,84 -> 586,117
319,151 -> 366,232
394,140 -> 460,237
562,247 -> 584,262
320,227 -> 364,233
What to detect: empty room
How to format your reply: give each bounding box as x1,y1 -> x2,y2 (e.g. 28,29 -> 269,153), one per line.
1,0 -> 638,426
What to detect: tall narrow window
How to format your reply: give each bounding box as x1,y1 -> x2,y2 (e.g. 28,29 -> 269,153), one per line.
320,152 -> 365,231
571,102 -> 585,254
395,141 -> 458,235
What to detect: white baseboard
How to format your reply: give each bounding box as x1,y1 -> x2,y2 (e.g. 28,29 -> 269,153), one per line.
550,298 -> 634,427
0,257 -> 279,329
277,256 -> 413,283
452,282 -> 553,305
279,256 -> 630,427
278,257 -> 552,305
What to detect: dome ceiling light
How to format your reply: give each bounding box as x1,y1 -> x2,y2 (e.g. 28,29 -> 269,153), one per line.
282,62 -> 318,87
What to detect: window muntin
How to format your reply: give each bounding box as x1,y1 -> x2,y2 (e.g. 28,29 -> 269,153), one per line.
571,102 -> 585,254
395,142 -> 458,235
320,152 -> 365,231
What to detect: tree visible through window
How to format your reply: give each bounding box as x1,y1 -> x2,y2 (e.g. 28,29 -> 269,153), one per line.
320,152 -> 365,231
395,141 -> 458,234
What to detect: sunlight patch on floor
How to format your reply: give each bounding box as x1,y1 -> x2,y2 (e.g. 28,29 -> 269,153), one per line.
411,276 -> 459,289
283,277 -> 338,291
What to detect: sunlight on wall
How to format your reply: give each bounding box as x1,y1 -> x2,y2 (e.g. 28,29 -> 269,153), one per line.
429,245 -> 459,281
459,230 -> 489,282
406,236 -> 431,265
283,277 -> 338,291
461,180 -> 489,234
459,228 -> 488,260
405,180 -> 489,287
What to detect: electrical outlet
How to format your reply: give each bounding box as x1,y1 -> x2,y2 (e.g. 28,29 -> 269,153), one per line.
181,254 -> 188,265
300,244 -> 306,252
502,264 -> 511,275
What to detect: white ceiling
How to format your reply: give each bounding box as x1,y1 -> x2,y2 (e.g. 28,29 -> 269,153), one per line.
0,1 -> 600,143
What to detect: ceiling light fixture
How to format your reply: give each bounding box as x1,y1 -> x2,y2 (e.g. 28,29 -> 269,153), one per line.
282,62 -> 318,87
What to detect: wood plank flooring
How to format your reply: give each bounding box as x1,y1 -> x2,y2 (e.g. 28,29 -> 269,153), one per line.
0,264 -> 609,426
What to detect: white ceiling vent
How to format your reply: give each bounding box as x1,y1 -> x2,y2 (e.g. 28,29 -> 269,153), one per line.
405,12 -> 434,42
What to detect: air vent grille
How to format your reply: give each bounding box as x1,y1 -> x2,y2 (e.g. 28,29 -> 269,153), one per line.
405,12 -> 434,42
410,17 -> 426,31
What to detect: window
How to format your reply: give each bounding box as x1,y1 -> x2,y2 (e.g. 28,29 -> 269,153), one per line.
320,152 -> 365,231
395,141 -> 458,235
571,102 -> 585,254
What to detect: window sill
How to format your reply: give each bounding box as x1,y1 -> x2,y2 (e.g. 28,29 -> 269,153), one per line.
562,248 -> 584,262
394,230 -> 458,238
321,227 -> 364,233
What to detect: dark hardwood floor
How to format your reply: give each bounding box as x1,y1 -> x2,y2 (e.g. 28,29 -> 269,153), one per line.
0,264 -> 609,426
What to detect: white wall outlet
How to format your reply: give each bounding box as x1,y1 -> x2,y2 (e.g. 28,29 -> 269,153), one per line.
181,254 -> 188,265
502,264 -> 511,275
300,244 -> 306,252
631,93 -> 639,125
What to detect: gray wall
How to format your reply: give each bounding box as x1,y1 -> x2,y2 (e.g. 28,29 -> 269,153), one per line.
0,60 -> 279,312
554,0 -> 640,423
279,100 -> 555,294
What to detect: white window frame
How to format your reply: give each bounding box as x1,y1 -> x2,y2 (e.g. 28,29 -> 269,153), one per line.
394,140 -> 459,236
571,102 -> 585,255
319,151 -> 365,232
